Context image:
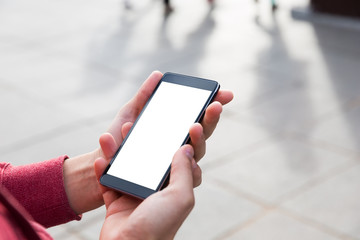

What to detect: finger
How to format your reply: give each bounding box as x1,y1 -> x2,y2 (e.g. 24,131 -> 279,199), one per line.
191,159 -> 202,188
201,101 -> 222,139
132,71 -> 163,114
94,157 -> 108,182
189,123 -> 205,162
94,157 -> 122,208
213,90 -> 234,106
169,145 -> 195,194
107,71 -> 163,144
99,133 -> 118,159
121,122 -> 133,139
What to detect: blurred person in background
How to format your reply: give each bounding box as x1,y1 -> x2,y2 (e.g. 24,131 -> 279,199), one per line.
0,71 -> 233,239
164,0 -> 173,14
255,0 -> 278,11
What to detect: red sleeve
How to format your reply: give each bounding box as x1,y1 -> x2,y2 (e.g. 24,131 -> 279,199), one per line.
0,186 -> 54,240
0,156 -> 81,228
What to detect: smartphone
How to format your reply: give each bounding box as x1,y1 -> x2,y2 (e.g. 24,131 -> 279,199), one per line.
100,72 -> 220,199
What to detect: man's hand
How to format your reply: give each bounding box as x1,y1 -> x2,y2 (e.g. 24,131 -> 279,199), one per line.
63,71 -> 233,214
94,145 -> 197,240
100,70 -> 233,165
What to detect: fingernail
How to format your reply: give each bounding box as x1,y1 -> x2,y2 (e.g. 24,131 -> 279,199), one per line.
192,159 -> 198,170
184,145 -> 194,160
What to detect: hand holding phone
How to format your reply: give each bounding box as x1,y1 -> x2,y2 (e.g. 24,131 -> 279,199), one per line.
95,144 -> 197,240
100,72 -> 220,199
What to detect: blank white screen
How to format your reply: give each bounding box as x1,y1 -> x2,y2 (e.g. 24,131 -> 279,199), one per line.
107,81 -> 212,190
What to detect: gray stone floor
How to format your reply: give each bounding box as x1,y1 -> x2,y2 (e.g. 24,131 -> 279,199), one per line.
1,0 -> 360,239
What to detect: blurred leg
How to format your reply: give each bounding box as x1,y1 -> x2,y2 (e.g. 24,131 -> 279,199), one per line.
164,0 -> 173,15
271,0 -> 278,11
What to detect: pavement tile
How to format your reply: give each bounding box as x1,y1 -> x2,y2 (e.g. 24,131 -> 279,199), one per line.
47,206 -> 106,240
308,106 -> 360,153
1,119 -> 109,165
0,88 -> 81,153
283,163 -> 360,239
0,0 -> 121,41
176,180 -> 262,240
66,206 -> 106,240
228,211 -> 340,240
203,116 -> 275,166
240,80 -> 348,132
206,135 -> 353,203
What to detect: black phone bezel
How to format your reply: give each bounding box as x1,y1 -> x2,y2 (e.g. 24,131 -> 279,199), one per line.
100,72 -> 220,199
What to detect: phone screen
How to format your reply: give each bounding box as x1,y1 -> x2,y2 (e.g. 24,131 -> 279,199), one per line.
107,81 -> 213,190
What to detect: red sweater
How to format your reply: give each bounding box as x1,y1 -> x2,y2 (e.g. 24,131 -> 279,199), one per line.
0,156 -> 81,239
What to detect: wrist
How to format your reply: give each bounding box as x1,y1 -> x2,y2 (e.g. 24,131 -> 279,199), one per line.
63,149 -> 104,214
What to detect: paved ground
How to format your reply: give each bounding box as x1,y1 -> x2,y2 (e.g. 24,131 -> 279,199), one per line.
1,0 -> 360,239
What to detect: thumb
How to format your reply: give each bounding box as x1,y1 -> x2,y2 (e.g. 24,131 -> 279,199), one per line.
169,145 -> 195,194
94,157 -> 108,182
99,133 -> 118,159
94,157 -> 123,208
